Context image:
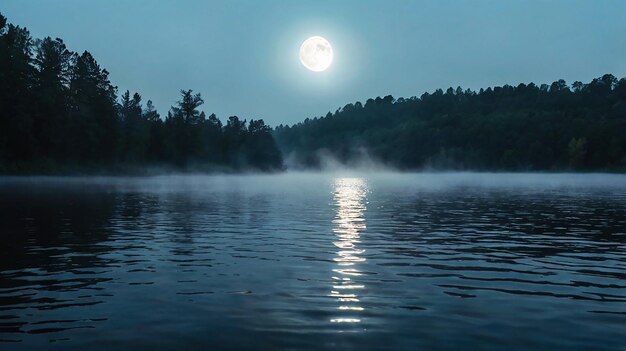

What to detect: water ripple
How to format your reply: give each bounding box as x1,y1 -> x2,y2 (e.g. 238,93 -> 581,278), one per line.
0,173 -> 625,350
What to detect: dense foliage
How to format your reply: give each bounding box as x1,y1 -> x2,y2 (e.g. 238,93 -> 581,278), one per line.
0,13 -> 282,173
275,75 -> 626,171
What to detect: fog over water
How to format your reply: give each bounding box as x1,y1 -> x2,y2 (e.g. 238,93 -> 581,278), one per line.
1,172 -> 625,350
2,171 -> 626,191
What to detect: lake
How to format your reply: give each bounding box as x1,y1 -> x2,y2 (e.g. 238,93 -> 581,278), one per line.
1,173 -> 625,350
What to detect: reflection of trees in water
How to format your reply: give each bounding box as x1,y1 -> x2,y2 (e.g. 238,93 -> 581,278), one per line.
161,193 -> 220,257
161,191 -> 273,258
246,194 -> 271,228
0,186 -> 119,338
386,191 -> 626,260
379,190 -> 626,301
0,186 -> 118,270
0,182 -> 273,340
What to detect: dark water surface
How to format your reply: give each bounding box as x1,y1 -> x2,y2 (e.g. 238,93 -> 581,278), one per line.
1,173 -> 625,350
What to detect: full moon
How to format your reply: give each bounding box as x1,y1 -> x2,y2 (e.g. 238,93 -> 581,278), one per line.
299,36 -> 333,72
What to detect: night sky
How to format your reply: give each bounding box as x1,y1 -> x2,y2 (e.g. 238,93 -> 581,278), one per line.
3,0 -> 626,125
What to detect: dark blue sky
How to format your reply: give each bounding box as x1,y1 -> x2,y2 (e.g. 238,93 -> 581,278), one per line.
4,0 -> 626,125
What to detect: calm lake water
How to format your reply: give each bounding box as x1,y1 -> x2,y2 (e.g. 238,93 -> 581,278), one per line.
1,173 -> 625,350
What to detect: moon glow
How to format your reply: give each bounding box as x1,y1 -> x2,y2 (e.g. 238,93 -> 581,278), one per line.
299,36 -> 333,72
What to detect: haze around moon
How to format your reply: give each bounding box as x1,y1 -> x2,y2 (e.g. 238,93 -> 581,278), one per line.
299,36 -> 333,72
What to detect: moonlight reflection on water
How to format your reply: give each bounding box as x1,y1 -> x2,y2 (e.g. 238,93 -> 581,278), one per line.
330,178 -> 368,324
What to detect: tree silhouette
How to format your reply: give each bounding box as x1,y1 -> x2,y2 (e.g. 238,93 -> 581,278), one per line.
1,11 -> 624,173
0,12 -> 284,173
276,75 -> 626,171
32,37 -> 72,159
0,20 -> 35,162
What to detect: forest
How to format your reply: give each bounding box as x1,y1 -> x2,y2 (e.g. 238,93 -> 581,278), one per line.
2,12 -> 626,174
0,13 -> 283,174
275,75 -> 626,171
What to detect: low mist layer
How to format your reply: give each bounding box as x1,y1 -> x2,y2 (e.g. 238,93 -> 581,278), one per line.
3,172 -> 626,195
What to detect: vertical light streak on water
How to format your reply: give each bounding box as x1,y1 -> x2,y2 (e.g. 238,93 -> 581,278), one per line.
329,178 -> 368,324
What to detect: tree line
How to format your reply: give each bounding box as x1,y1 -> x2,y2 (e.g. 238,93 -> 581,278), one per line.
3,11 -> 625,174
0,13 -> 282,174
275,75 -> 626,171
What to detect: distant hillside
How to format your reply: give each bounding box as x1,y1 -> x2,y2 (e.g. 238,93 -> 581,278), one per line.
275,75 -> 626,171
